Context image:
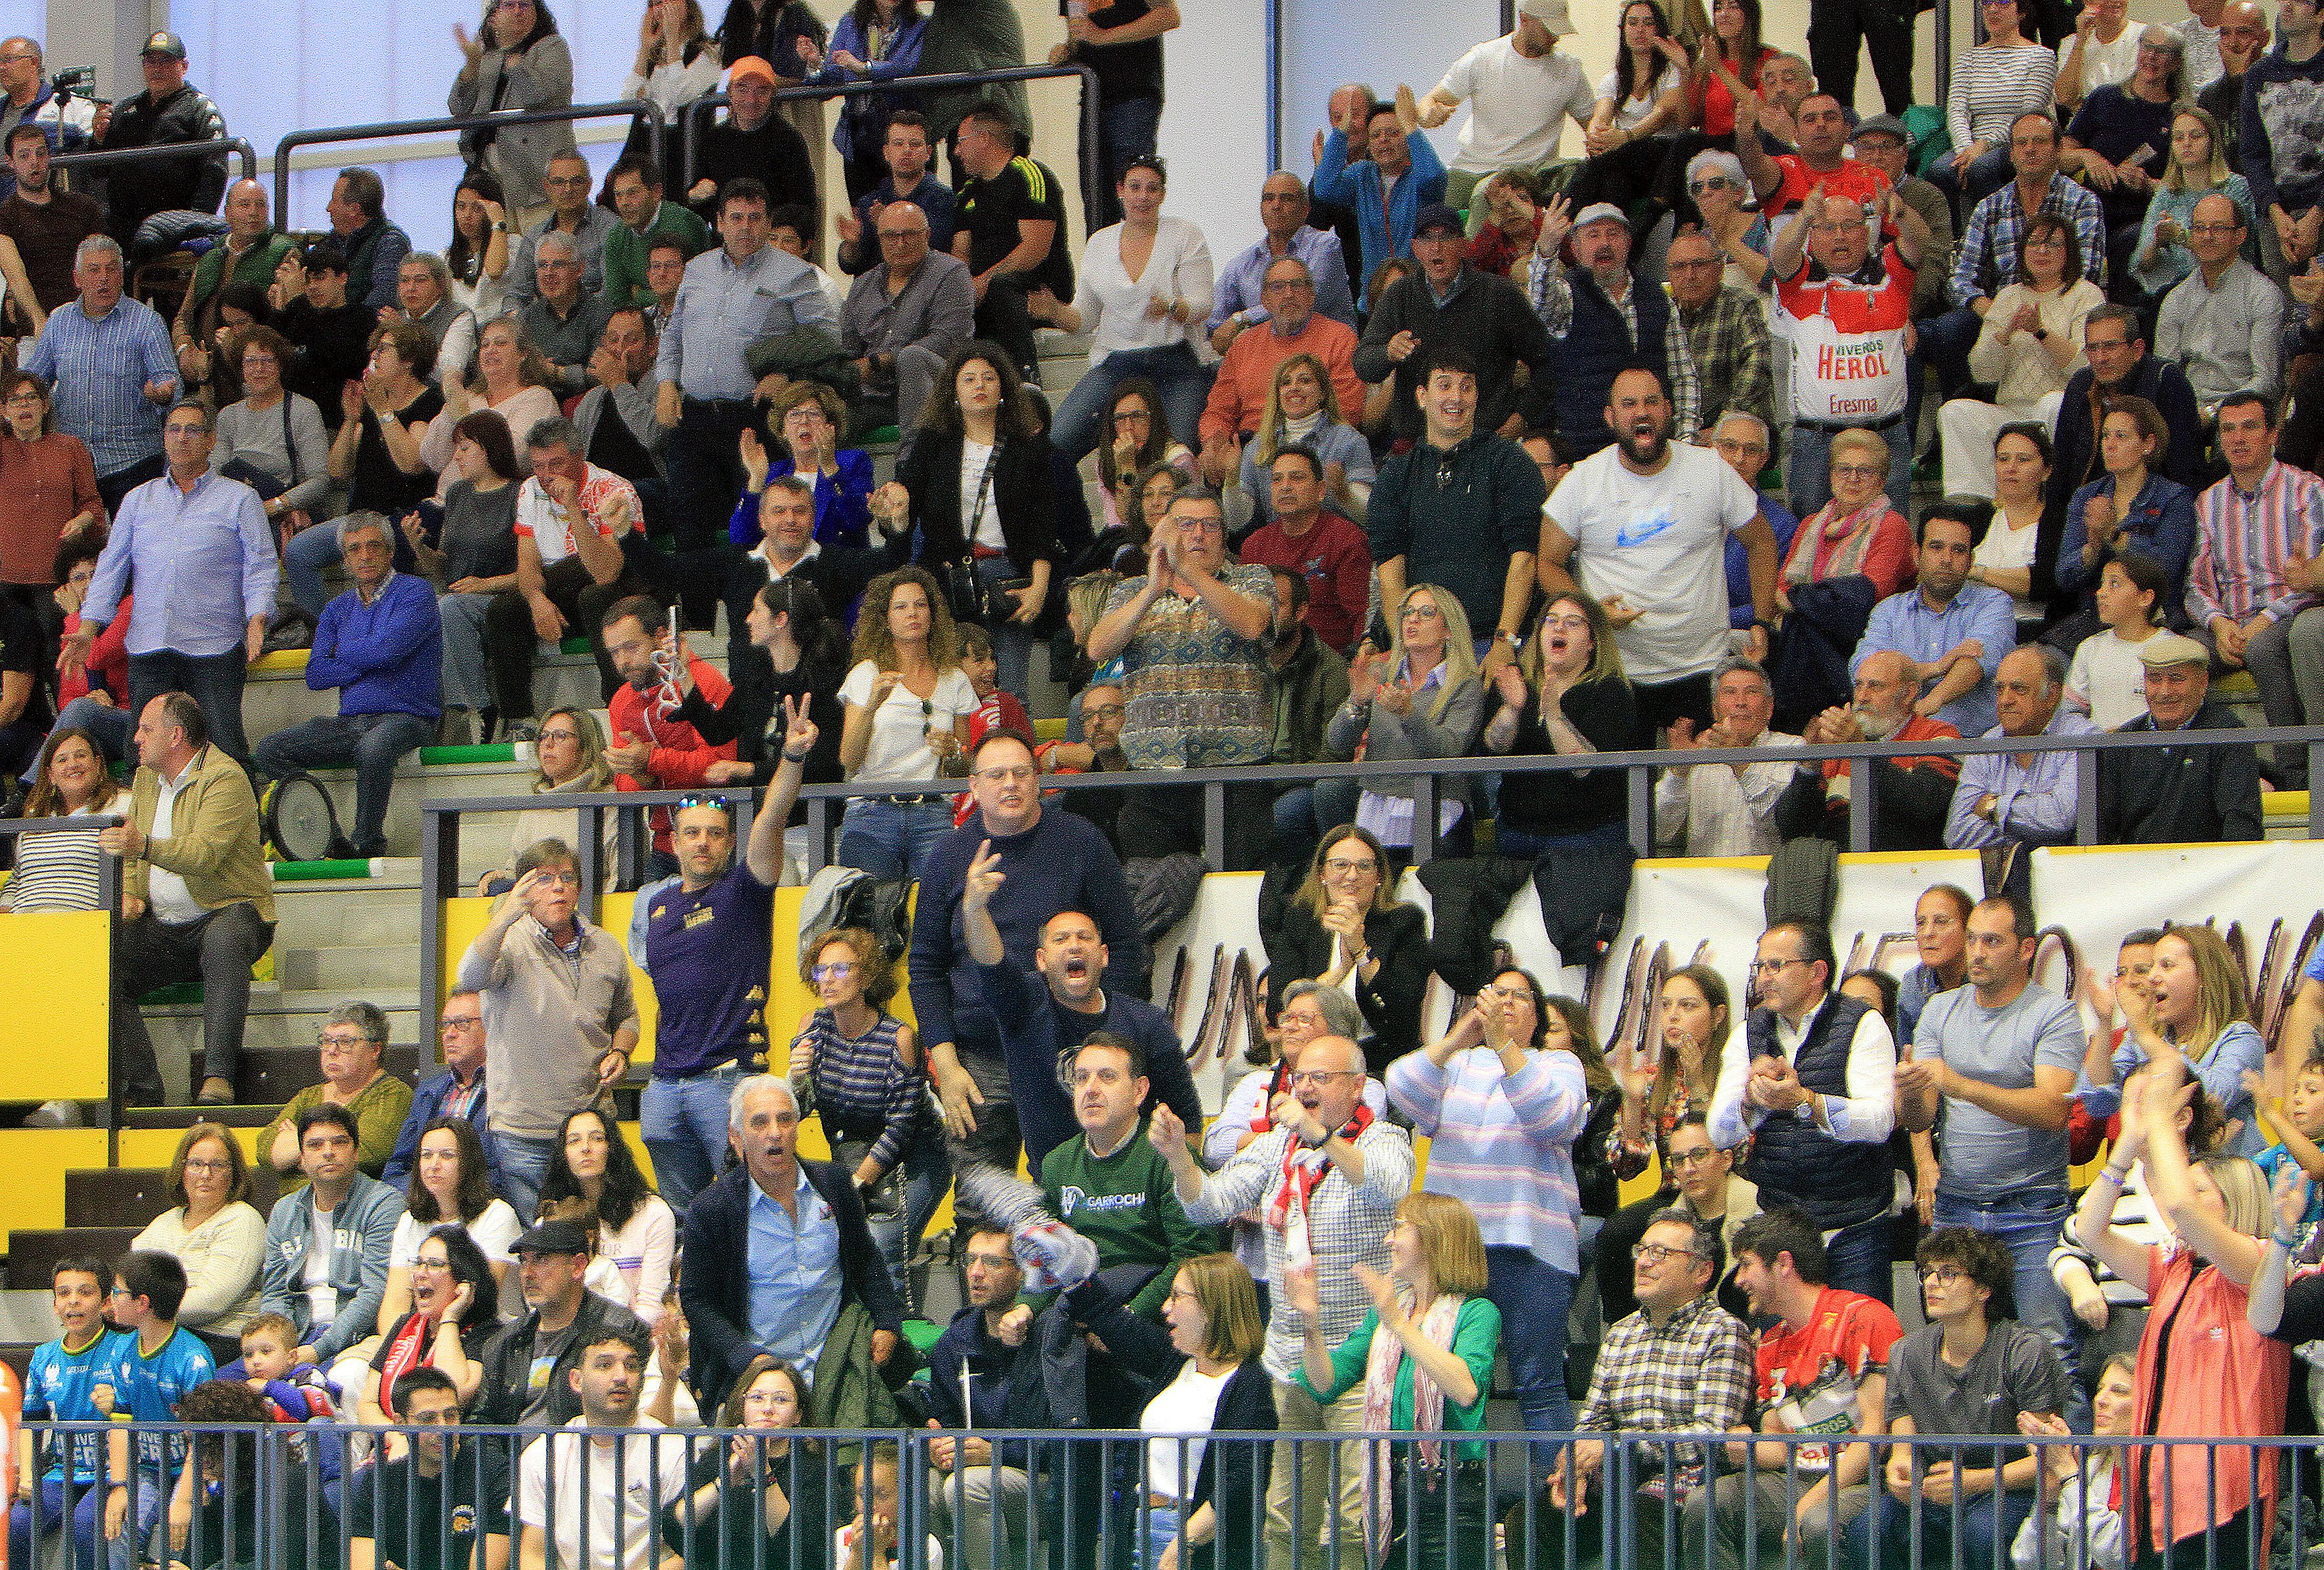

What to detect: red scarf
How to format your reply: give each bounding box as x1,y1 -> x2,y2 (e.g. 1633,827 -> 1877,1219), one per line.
1252,1060 -> 1296,1134
1267,1102 -> 1375,1232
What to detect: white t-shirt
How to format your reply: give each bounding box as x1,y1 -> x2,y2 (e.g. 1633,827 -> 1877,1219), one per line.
1437,37 -> 1593,171
1141,1361 -> 1232,1500
838,661 -> 978,782
1976,514 -> 2043,622
1547,442 -> 1761,683
2060,24 -> 2144,98
146,762 -> 203,926
517,1420 -> 691,1570
389,1200 -> 522,1271
597,1196 -> 677,1323
303,1214 -> 336,1332
2067,627 -> 2152,730
1596,64 -> 1679,133
960,440 -> 1003,550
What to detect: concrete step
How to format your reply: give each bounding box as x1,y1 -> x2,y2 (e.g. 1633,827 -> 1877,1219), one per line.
144,989 -> 423,1100
267,863 -> 423,951
274,943 -> 422,992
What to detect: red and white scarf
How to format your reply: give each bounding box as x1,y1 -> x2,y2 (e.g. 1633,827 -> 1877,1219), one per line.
1266,1102 -> 1374,1268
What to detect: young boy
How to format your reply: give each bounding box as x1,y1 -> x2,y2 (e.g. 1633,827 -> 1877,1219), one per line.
224,1312 -> 338,1424
960,625 -> 1032,741
2065,552 -> 2165,731
12,1256 -> 124,1570
835,1443 -> 945,1570
100,1251 -> 215,1570
2247,1052 -> 2324,1235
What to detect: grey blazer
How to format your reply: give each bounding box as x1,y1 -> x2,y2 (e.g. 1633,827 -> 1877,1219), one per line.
449,33 -> 578,213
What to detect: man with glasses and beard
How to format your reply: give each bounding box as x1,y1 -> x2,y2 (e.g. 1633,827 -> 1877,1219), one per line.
1774,648 -> 1964,850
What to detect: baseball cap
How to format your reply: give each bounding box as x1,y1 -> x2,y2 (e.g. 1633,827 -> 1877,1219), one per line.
1412,203 -> 1464,238
729,55 -> 776,87
142,31 -> 187,60
510,1219 -> 592,1256
1572,201 -> 1631,232
1519,0 -> 1577,35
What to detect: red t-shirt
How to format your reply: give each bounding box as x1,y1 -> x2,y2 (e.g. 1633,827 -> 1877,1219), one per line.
1696,47 -> 1777,139
1755,1287 -> 1904,1474
1768,155 -> 1890,217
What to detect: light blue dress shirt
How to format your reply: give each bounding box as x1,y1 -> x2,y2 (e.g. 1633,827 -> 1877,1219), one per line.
654,243 -> 837,402
22,295 -> 178,476
746,1176 -> 843,1386
81,470 -> 279,657
1945,710 -> 2100,849
1852,581 -> 2018,735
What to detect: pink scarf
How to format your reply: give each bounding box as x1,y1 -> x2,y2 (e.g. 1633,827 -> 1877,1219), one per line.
1360,1289 -> 1467,1561
1782,497 -> 1892,588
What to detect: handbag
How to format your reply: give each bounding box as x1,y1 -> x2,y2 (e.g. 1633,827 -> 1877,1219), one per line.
218,399 -> 301,502
947,441 -> 1004,625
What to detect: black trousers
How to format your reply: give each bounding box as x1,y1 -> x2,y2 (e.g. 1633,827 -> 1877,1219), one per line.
661,396 -> 756,629
1808,0 -> 1917,115
113,903 -> 274,1105
483,556 -> 645,718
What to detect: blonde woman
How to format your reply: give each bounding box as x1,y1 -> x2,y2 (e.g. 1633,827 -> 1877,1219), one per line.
624,0 -> 724,123
476,705 -> 616,892
1236,352 -> 1374,525
1322,584 -> 1482,861
1260,824 -> 1429,1074
2132,106 -> 2255,298
2106,924 -> 2267,1155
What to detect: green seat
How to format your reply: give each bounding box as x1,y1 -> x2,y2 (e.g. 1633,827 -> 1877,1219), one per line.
558,634 -> 591,656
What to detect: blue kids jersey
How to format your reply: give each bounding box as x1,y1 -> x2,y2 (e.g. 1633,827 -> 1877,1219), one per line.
106,1326 -> 216,1475
25,1329 -> 128,1483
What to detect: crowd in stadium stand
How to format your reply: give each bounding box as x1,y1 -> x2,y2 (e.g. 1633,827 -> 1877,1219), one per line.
9,0 -> 2324,1563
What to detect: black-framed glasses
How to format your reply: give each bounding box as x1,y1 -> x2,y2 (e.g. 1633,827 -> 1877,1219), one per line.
1632,1242 -> 1701,1264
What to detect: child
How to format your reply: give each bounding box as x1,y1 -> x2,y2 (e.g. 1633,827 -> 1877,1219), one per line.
2246,1054 -> 2324,1237
835,1444 -> 944,1570
100,1251 -> 216,1570
2065,553 -> 2164,731
222,1312 -> 338,1425
959,625 -> 1032,742
12,1256 -> 125,1570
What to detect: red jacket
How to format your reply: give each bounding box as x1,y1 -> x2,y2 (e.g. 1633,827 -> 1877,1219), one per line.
607,653 -> 737,853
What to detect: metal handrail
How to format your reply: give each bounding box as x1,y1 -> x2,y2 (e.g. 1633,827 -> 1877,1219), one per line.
270,100 -> 663,223
0,813 -> 124,922
678,62 -> 1103,218
51,136 -> 257,186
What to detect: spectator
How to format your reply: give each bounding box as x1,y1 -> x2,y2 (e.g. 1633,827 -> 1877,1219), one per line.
2157,195 -> 2282,412
1896,884 -> 1974,1046
832,564 -> 975,878
0,39 -> 91,193
474,710 -> 616,891
1709,922 -> 1900,1302
838,200 -> 974,451
514,233 -> 612,399
4,730 -> 117,911
1360,204 -> 1554,449
2203,1 -> 2268,168
131,1123 -> 266,1348
2188,391 -> 2324,787
1855,506 -> 2018,738
1736,89 -> 1893,224
1260,827 -> 1429,1076
1090,379 -> 1191,545
1283,1191 -> 1498,1567
1943,646 -> 2098,852
1776,649 -> 1965,851
420,410 -> 524,741
1681,1207 -> 1902,1567
2056,393 -> 2197,638
382,995 -> 503,1195
344,1365 -> 510,1570
291,321 -> 443,619
601,155 -> 710,316
1149,1031 -> 1406,1570
1942,218 -> 2101,502
1483,592 -> 1640,851
0,125 -> 104,333
24,236 -> 177,512
260,1103 -> 405,1369
921,1227 -> 1033,1569
1313,93 -> 1446,301
2131,105 -> 2256,299
642,238 -> 685,333
2077,1058 -> 2283,1565
1654,657 -> 1801,856
1850,115 -> 1956,341
211,327 -> 330,540
1537,364 -> 1776,739
1942,0 -> 2062,208
1711,413 -> 1798,630
2062,27 -> 2184,287
1568,3 -> 1690,217
1974,425 -> 2057,636
1779,429 -> 1917,615
691,569 -> 851,797
1053,158 -> 1214,460
506,152 -> 619,306
1200,260 -> 1364,480
380,1116 -> 518,1331
1239,442 -> 1369,650
1368,350 -> 1545,657
1208,173 -> 1356,348
1387,966 -> 1591,1445
680,1075 -> 903,1409
536,1107 -> 676,1323
2241,0 -> 2324,283
2058,0 -> 2142,109
260,1000 -> 417,1185
426,314 -> 559,511
1667,229 -> 1773,442
600,596 -> 737,868
445,172 -> 518,324
666,1351 -> 828,1570
571,306 -> 665,511
1601,971 -> 1736,1321
319,167 -> 411,317
834,112 -> 954,278
2066,550 -> 2167,728
275,245 -> 378,435
744,382 -> 870,549
447,0 -> 576,222
1844,1226 -> 2071,1570
2010,1357 -> 2137,1570
476,1220 -> 649,1428
100,1250 -> 218,1570
2043,304 -> 2203,531
1542,1209 -> 1755,1568
947,105 -> 1073,382
1324,587 -> 1483,864
1526,201 -> 1699,457
654,177 -> 834,629
255,513 -> 441,859
2106,923 -> 2266,1158
1416,0 -> 1594,210
357,1226 -> 498,1422
96,692 -> 274,1107
1461,169 -> 1545,281
10,1256 -> 115,1570
91,33 -> 227,255
456,837 -> 642,1222
514,1325 -> 689,1570
0,370 -> 99,612
1896,895 -> 2086,1385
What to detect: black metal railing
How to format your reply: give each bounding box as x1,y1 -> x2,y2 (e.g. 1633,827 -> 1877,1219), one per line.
52,135 -> 258,187
270,101 -> 663,223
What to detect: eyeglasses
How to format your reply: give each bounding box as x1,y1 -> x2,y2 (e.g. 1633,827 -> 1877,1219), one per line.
965,1251 -> 1017,1270
1287,1069 -> 1356,1088
1085,703 -> 1125,720
441,1016 -> 483,1032
318,1032 -> 373,1049
414,1256 -> 453,1271
1921,1266 -> 1968,1286
1631,1242 -> 1701,1264
1669,1147 -> 1720,1168
1541,614 -> 1591,632
811,961 -> 857,981
1831,464 -> 1885,482
1688,177 -> 1737,194
1751,956 -> 1807,974
529,869 -> 582,887
2188,222 -> 2241,237
1111,408 -> 1152,424
1261,277 -> 1316,292
1479,983 -> 1530,1002
182,1159 -> 233,1175
742,1388 -> 800,1407
1174,516 -> 1226,534
1402,604 -> 1443,621
1323,858 -> 1378,876
973,765 -> 1035,783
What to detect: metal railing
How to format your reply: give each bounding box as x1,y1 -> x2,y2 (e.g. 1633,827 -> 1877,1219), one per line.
8,1420 -> 2303,1570
51,135 -> 258,188
270,101 -> 663,223
0,812 -> 124,915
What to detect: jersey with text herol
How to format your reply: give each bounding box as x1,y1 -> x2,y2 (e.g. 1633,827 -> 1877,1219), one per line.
1776,246 -> 1916,424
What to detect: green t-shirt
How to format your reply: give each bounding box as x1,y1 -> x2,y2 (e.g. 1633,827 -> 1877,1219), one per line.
1296,1296 -> 1501,1459
1039,1118 -> 1223,1319
601,200 -> 712,312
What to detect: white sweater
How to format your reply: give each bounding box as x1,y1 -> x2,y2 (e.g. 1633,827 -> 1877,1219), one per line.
1080,215 -> 1216,366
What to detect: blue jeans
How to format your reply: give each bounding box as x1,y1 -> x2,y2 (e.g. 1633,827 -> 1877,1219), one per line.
497,1130 -> 558,1224
1845,1479 -> 2037,1570
1136,1502 -> 1181,1570
128,648 -> 252,764
1934,1188 -> 2078,1413
836,796 -> 955,883
27,695 -> 136,785
642,1062 -> 751,1216
282,523 -> 343,620
1093,95 -> 1164,228
1049,342 -> 1217,460
254,709 -> 436,854
1928,142 -> 2016,213
1919,304 -> 1985,404
1820,1211 -> 1896,1306
1788,419 -> 1913,521
1485,1245 -> 1576,1455
10,1476 -> 105,1570
110,1468 -> 169,1570
855,1125 -> 952,1303
974,555 -> 1038,701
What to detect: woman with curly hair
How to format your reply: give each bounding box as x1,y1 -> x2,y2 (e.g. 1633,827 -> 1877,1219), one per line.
835,564 -> 975,880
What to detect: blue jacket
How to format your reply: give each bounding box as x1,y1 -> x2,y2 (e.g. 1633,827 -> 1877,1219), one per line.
924,1301 -> 1044,1469
261,1174 -> 405,1360
813,11 -> 929,163
1739,994 -> 1891,1229
1311,128 -> 1446,302
308,570 -> 442,720
975,960 -> 1204,1172
378,1069 -> 502,1195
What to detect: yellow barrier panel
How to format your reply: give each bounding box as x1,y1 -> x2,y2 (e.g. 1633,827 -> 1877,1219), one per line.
0,911 -> 112,1101
118,1125 -> 263,1173
0,1129 -> 113,1231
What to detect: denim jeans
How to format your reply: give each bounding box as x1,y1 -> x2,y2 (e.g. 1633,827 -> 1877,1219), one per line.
10,1475 -> 105,1570
1092,94 -> 1164,228
127,648 -> 253,764
1845,1479 -> 2037,1570
1049,341 -> 1217,460
110,1468 -> 169,1570
1919,304 -> 1986,404
1485,1246 -> 1576,1472
254,709 -> 436,854
497,1130 -> 558,1224
974,554 -> 1038,701
283,524 -> 343,619
1788,419 -> 1913,521
438,590 -> 496,712
1820,1211 -> 1897,1306
1934,1188 -> 2078,1415
1137,1502 -> 1181,1570
859,1125 -> 952,1304
641,1062 -> 751,1216
836,795 -> 956,883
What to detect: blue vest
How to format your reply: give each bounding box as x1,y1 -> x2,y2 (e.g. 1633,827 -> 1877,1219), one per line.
1738,991 -> 1892,1229
1554,268 -> 1673,455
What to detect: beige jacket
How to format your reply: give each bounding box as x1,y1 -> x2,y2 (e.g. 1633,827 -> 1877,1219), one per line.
126,743 -> 275,922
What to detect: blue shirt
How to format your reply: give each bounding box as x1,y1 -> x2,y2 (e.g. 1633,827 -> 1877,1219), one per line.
654,243 -> 837,402
1945,711 -> 2100,849
1852,581 -> 2019,735
2259,1144 -> 2324,1226
106,1325 -> 216,1476
1208,226 -> 1358,335
1730,492 -> 1799,628
637,861 -> 775,1079
309,571 -> 442,720
22,295 -> 177,476
745,1178 -> 843,1386
846,175 -> 957,273
81,471 -> 280,658
24,1329 -> 127,1484
1310,129 -> 1447,303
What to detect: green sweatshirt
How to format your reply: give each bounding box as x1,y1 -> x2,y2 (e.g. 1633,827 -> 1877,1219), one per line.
1040,1117 -> 1223,1319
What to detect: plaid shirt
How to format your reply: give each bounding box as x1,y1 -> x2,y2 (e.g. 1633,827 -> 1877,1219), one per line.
1950,174 -> 2110,307
1576,1291 -> 1757,1472
1677,283 -> 1776,438
1183,1122 -> 1416,1381
1528,259 -> 1703,438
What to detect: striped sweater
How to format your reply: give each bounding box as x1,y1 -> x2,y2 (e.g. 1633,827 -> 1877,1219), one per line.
1949,43 -> 2060,151
1385,1044 -> 1591,1273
